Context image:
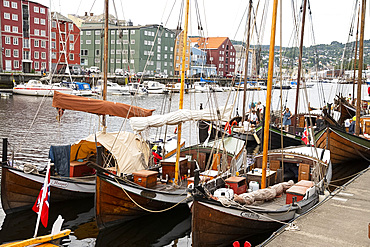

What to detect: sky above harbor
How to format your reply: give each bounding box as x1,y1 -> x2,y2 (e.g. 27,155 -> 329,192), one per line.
38,0 -> 369,46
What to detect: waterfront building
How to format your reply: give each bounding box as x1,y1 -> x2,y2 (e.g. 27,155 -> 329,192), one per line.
173,30 -> 191,76
190,37 -> 236,77
80,23 -> 175,75
51,12 -> 80,73
234,44 -> 258,78
189,46 -> 216,77
0,0 -> 49,73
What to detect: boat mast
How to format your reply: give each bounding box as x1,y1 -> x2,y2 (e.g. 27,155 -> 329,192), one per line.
293,0 -> 307,134
102,0 -> 109,132
352,5 -> 360,101
355,0 -> 366,136
242,0 -> 253,123
261,0 -> 278,189
174,0 -> 190,185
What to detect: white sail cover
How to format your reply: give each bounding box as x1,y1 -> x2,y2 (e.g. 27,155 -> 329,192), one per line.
130,106 -> 233,133
71,131 -> 150,174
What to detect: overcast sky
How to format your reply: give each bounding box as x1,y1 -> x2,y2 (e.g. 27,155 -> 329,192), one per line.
39,0 -> 369,46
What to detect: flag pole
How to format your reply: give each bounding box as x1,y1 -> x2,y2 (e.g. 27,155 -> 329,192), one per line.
33,161 -> 51,238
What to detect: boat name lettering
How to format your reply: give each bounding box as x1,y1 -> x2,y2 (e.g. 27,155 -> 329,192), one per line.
51,180 -> 69,188
240,211 -> 260,219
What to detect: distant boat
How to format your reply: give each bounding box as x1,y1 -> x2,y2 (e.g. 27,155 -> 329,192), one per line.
143,81 -> 168,94
13,79 -> 73,96
93,80 -> 130,95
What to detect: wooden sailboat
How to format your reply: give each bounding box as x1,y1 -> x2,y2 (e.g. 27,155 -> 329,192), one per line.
191,1 -> 331,245
316,0 -> 370,165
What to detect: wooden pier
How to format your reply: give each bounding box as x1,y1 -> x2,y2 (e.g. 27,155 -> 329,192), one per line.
262,167 -> 370,246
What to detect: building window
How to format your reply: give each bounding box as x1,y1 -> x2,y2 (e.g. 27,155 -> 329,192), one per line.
157,46 -> 161,53
41,52 -> 46,59
68,23 -> 73,30
23,51 -> 30,60
5,36 -> 10,44
34,40 -> 39,47
122,59 -> 127,64
86,31 -> 91,35
69,34 -> 74,41
131,30 -> 135,35
34,17 -> 39,24
95,40 -> 100,44
41,62 -> 46,69
123,30 -> 128,35
123,40 -> 128,44
157,54 -> 160,60
111,30 -> 115,35
210,57 -> 213,61
116,50 -> 121,54
3,1 -> 9,7
164,46 -> 167,51
164,54 -> 167,59
13,37 -> 18,45
170,47 -> 173,51
131,39 -> 135,44
5,49 -> 11,57
164,62 -> 167,66
116,59 -> 121,63
4,13 -> 10,19
111,40 -> 115,44
165,33 -> 168,37
110,50 -> 114,55
81,49 -> 88,56
34,29 -> 39,35
95,50 -> 100,56
13,49 -> 18,57
130,59 -> 134,64
34,6 -> 39,13
122,50 -> 128,54
158,38 -> 161,44
23,39 -> 29,48
14,60 -> 19,68
51,32 -> 56,39
41,40 -> 45,48
110,59 -> 114,64
4,25 -> 10,32
86,40 -> 91,44
170,54 -> 173,59
40,19 -> 45,25
12,26 -> 18,33
52,21 -> 56,28
69,54 -> 74,60
51,52 -> 56,59
70,43 -> 74,50
51,41 -> 56,49
130,50 -> 135,54
12,14 -> 18,21
34,62 -> 39,69
40,8 -> 45,14
95,30 -> 100,35
34,51 -> 39,59
41,30 -> 46,36
116,39 -> 121,44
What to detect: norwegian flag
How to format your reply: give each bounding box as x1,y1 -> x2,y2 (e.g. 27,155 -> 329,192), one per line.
301,126 -> 309,145
32,163 -> 51,228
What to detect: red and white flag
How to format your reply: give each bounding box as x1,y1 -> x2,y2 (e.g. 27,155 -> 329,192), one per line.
33,164 -> 51,228
301,126 -> 309,145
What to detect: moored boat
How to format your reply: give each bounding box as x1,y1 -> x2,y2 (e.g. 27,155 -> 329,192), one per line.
13,80 -> 73,96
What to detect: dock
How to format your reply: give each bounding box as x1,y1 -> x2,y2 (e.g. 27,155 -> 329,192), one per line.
262,166 -> 370,247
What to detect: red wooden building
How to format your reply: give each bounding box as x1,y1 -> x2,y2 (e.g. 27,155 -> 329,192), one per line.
51,12 -> 80,74
0,0 -> 49,73
190,37 -> 236,77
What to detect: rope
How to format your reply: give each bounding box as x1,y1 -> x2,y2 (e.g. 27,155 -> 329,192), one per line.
113,176 -> 189,213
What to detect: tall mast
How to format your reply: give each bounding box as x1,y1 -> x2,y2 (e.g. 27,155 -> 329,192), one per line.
353,5 -> 360,100
174,0 -> 190,185
355,0 -> 366,136
293,0 -> 307,134
242,0 -> 253,122
102,0 -> 109,132
261,0 -> 278,189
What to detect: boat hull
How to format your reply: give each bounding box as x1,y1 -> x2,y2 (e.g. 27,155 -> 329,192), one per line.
192,200 -> 295,247
1,165 -> 95,214
256,125 -> 303,150
95,174 -> 189,229
12,87 -> 72,96
315,127 -> 370,164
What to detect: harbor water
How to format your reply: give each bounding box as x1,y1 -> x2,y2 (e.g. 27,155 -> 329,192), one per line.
0,83 -> 368,246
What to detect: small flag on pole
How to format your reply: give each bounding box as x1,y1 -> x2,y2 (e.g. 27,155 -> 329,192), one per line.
33,163 -> 51,229
301,126 -> 309,145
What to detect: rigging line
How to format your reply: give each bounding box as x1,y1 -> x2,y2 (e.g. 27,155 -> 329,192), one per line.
88,0 -> 97,14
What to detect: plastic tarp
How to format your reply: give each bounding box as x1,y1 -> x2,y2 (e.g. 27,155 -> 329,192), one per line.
70,131 -> 150,174
53,91 -> 154,118
130,106 -> 233,133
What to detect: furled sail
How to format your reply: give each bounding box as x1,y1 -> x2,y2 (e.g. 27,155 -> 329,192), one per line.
130,106 -> 233,132
52,91 -> 154,118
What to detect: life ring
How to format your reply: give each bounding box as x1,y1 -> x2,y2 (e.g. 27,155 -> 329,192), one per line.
231,120 -> 238,127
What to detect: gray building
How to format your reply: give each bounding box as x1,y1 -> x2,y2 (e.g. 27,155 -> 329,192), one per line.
80,23 -> 175,75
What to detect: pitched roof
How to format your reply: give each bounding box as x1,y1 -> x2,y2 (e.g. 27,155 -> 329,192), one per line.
189,37 -> 228,49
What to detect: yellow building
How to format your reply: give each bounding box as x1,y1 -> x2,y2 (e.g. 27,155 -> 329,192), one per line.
174,30 -> 191,76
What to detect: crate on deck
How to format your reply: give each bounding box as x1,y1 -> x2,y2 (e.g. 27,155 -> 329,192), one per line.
70,160 -> 94,177
160,157 -> 188,181
225,176 -> 247,195
132,170 -> 158,188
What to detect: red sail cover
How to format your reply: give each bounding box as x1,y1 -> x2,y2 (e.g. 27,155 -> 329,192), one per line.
52,91 -> 154,118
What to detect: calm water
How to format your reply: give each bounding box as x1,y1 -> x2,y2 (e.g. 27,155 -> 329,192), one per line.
0,83 -> 367,246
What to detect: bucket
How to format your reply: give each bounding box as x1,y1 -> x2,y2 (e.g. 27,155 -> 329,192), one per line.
249,181 -> 259,192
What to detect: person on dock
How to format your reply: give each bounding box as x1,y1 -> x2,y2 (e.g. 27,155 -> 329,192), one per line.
282,108 -> 292,132
248,110 -> 259,127
348,116 -> 356,134
315,115 -> 325,130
